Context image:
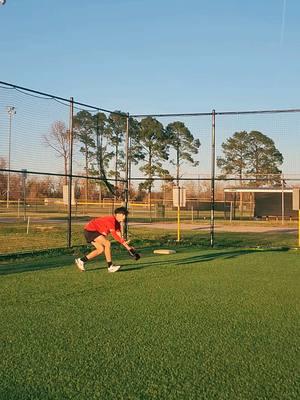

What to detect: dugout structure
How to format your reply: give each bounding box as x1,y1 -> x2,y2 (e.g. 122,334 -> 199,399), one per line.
224,188 -> 298,221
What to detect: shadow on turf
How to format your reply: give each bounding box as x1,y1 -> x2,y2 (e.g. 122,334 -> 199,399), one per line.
0,248 -> 289,275
118,248 -> 289,272
0,255 -> 74,276
0,255 -> 131,276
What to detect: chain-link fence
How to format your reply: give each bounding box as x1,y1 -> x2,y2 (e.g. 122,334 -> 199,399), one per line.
1,81 -> 300,254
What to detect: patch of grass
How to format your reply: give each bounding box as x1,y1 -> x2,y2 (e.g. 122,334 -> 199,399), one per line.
128,228 -> 297,250
0,221 -> 298,255
0,222 -> 68,253
0,248 -> 299,399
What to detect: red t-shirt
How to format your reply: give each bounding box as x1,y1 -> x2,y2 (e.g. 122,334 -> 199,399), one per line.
84,215 -> 125,244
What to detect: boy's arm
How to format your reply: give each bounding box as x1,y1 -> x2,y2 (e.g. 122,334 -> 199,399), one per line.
110,229 -> 131,250
110,229 -> 140,260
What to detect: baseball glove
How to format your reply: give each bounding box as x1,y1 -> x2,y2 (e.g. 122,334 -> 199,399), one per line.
128,248 -> 141,261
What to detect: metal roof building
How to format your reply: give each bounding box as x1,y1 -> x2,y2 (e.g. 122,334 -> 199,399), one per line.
223,187 -> 297,220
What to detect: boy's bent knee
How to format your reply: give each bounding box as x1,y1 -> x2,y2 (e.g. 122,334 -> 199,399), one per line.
92,242 -> 104,253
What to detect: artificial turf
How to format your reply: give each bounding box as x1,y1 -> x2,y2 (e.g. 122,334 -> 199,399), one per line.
0,248 -> 299,399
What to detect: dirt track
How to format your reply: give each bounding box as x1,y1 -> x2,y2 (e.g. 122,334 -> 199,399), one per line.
130,222 -> 297,233
0,217 -> 296,234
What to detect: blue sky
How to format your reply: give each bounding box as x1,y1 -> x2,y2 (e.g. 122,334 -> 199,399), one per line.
1,0 -> 299,114
1,0 -> 300,177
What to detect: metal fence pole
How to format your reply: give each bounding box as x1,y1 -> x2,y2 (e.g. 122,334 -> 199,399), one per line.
281,173 -> 285,224
67,97 -> 74,248
124,113 -> 130,239
210,110 -> 216,247
95,112 -> 102,204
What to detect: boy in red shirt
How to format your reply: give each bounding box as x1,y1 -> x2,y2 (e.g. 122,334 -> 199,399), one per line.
75,207 -> 139,273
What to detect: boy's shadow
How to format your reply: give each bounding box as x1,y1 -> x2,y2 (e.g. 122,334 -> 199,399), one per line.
0,248 -> 288,276
0,255 -> 72,276
117,248 -> 288,272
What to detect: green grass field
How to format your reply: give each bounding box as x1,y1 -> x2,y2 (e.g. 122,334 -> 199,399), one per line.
0,221 -> 298,255
0,247 -> 299,399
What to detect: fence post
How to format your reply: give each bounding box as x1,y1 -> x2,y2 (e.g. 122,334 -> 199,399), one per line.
96,111 -> 102,204
281,173 -> 285,224
124,113 -> 130,239
210,110 -> 216,247
21,169 -> 27,221
177,187 -> 181,242
67,97 -> 74,248
26,216 -> 30,234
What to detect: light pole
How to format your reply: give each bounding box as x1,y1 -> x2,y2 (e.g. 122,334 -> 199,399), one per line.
6,106 -> 16,208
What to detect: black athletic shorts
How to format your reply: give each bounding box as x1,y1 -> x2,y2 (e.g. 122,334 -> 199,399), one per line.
84,230 -> 102,243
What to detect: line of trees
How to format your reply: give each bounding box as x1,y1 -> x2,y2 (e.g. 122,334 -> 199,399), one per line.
0,130 -> 285,204
41,116 -> 285,204
0,122 -> 286,205
43,112 -> 201,202
0,156 -> 64,201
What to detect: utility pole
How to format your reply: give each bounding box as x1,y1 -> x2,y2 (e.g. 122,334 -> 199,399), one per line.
6,106 -> 16,208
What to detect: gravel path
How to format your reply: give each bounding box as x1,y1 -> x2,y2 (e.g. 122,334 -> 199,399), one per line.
129,222 -> 297,233
0,217 -> 296,233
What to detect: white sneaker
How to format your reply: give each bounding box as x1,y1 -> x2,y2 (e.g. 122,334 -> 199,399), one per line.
75,258 -> 85,272
108,264 -> 121,273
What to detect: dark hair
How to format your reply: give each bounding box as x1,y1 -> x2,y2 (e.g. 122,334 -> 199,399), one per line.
114,207 -> 129,216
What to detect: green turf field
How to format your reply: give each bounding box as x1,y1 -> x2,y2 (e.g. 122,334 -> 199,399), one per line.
0,248 -> 299,399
